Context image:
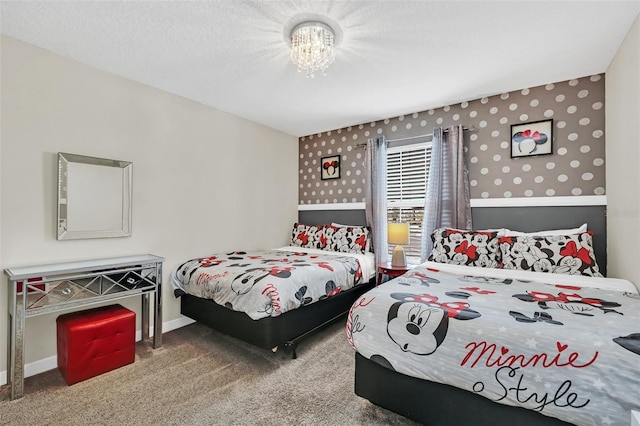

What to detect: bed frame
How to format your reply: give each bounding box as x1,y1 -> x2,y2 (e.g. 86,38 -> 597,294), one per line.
354,352 -> 572,426
180,281 -> 373,358
314,204 -> 606,425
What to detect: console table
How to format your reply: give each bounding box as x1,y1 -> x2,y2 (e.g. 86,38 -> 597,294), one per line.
4,254 -> 164,400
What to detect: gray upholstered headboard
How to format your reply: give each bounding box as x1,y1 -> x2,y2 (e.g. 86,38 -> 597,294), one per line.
298,205 -> 607,275
472,205 -> 606,276
298,209 -> 367,227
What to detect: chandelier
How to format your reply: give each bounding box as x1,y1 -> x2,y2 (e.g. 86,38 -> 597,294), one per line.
290,21 -> 336,77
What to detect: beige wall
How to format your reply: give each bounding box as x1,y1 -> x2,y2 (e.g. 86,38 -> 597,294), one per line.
0,36 -> 298,377
606,14 -> 640,287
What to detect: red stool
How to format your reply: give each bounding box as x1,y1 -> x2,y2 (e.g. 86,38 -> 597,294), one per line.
56,304 -> 135,385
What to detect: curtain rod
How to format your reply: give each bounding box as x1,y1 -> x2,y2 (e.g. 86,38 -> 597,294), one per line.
355,125 -> 475,148
387,125 -> 474,142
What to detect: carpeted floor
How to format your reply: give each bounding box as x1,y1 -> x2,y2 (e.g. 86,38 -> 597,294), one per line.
0,320 -> 420,425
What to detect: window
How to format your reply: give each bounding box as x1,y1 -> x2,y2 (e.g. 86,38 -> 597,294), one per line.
386,140 -> 432,264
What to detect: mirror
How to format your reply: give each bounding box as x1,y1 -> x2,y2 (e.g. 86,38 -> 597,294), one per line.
57,152 -> 132,240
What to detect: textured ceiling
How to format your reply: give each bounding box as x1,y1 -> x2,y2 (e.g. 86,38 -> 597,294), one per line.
1,1 -> 639,137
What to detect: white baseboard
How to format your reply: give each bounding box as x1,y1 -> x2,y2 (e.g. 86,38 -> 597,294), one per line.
160,316 -> 195,334
0,315 -> 196,386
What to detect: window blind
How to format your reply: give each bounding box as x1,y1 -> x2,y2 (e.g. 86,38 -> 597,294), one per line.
387,142 -> 432,262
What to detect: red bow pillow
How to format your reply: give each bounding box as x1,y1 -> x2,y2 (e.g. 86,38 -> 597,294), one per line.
498,232 -> 602,277
428,228 -> 500,268
290,223 -> 328,250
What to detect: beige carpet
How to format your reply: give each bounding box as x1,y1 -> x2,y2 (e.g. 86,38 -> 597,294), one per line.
0,320 -> 420,425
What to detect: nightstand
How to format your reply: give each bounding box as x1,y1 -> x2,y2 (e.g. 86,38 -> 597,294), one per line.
377,262 -> 415,285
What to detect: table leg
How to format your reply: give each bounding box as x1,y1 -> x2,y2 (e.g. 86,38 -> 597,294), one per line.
152,264 -> 162,349
9,291 -> 25,400
141,293 -> 149,341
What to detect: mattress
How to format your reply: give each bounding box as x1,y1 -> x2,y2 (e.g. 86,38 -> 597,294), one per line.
171,248 -> 374,320
347,262 -> 640,426
277,246 -> 376,281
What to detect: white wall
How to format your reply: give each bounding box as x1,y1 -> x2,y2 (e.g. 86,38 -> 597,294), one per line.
0,36 -> 298,376
606,14 -> 640,287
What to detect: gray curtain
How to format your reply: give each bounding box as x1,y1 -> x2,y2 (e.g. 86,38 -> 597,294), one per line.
421,124 -> 472,261
364,136 -> 388,264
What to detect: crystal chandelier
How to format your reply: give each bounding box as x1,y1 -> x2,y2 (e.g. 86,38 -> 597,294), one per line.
290,21 -> 335,77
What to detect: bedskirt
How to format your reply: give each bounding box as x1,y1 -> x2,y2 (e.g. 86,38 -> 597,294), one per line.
181,280 -> 375,350
354,352 -> 572,426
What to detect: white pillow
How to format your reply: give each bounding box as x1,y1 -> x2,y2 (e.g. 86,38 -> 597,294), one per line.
331,222 -> 353,227
502,223 -> 587,237
478,228 -> 508,237
438,227 -> 508,237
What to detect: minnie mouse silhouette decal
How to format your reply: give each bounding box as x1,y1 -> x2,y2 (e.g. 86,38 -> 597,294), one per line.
512,128 -> 549,154
510,119 -> 553,158
320,155 -> 340,180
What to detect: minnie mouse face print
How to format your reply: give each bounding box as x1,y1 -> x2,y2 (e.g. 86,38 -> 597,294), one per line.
386,292 -> 481,355
231,267 -> 292,295
177,256 -> 225,283
394,270 -> 441,287
458,275 -> 513,285
509,289 -> 624,326
512,291 -> 622,316
387,303 -> 449,355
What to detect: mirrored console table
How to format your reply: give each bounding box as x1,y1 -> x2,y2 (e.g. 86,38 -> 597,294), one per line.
4,254 -> 164,400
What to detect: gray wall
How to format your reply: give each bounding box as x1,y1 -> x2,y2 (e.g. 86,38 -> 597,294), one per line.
299,74 -> 605,205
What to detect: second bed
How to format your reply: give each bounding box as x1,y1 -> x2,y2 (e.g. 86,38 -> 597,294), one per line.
171,223 -> 376,357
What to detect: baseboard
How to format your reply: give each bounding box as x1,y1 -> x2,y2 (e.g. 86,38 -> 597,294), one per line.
160,316 -> 195,335
0,315 -> 196,385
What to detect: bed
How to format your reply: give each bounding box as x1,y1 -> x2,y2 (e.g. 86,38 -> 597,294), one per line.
347,225 -> 640,426
171,222 -> 376,357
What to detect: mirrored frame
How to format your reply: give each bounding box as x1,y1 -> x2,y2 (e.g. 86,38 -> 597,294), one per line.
57,152 -> 132,240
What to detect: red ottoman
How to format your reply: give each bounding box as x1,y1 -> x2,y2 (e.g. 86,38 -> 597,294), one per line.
56,304 -> 135,385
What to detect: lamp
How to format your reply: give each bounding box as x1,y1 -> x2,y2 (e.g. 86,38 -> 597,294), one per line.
290,21 -> 335,77
388,223 -> 410,267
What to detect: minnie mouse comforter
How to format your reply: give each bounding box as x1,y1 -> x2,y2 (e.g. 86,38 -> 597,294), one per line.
171,249 -> 365,320
347,262 -> 640,426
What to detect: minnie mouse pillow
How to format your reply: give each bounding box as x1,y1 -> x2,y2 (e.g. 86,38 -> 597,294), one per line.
290,223 -> 327,250
428,228 -> 501,268
325,224 -> 371,255
498,232 -> 602,277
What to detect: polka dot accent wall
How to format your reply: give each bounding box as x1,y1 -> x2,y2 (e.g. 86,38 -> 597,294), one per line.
298,74 -> 605,205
